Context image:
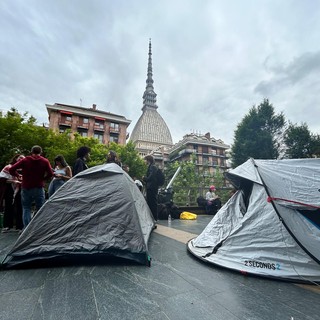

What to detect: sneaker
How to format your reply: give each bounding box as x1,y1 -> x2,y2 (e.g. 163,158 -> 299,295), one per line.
2,227 -> 10,233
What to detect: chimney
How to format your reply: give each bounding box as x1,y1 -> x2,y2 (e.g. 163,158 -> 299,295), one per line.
205,132 -> 210,140
92,104 -> 97,110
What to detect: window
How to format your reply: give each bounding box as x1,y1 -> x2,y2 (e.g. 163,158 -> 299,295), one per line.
95,120 -> 104,129
109,135 -> 119,143
79,117 -> 89,127
78,130 -> 88,137
203,156 -> 209,165
60,114 -> 72,123
110,122 -> 119,131
94,132 -> 103,143
202,146 -> 209,154
60,111 -> 72,123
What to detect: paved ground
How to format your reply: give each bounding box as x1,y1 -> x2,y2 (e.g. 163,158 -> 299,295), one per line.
0,215 -> 320,320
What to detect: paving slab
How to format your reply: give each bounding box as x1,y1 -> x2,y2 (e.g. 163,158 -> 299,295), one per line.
0,215 -> 319,320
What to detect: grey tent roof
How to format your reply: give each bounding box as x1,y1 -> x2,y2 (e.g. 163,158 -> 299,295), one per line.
2,163 -> 155,268
188,158 -> 320,283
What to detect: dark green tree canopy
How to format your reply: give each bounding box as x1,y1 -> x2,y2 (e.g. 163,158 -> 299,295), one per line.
283,122 -> 320,158
231,99 -> 285,167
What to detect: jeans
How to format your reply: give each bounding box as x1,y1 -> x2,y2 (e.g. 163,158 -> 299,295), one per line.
48,179 -> 65,197
21,188 -> 45,228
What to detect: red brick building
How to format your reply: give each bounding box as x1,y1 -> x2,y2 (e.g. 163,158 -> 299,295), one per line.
46,103 -> 131,145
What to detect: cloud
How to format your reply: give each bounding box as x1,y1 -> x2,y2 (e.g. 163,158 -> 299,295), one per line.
255,52 -> 320,96
0,0 -> 319,146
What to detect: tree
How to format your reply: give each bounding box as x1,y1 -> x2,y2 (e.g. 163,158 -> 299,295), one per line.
165,155 -> 230,206
0,109 -> 145,179
311,134 -> 320,157
283,122 -> 316,158
0,108 -> 51,167
166,155 -> 201,205
231,99 -> 285,167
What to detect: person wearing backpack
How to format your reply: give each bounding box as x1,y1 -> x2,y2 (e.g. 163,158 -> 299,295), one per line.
143,155 -> 159,220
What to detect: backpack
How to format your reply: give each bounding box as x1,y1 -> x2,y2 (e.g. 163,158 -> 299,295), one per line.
156,167 -> 165,186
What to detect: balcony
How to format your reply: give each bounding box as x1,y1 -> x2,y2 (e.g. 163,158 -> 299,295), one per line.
109,127 -> 120,134
94,124 -> 105,131
178,149 -> 196,156
59,121 -> 71,127
77,123 -> 89,129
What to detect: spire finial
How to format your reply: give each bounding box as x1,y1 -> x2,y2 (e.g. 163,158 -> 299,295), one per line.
142,39 -> 157,110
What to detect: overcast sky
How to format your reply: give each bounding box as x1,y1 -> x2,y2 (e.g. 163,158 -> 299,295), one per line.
1,0 -> 319,146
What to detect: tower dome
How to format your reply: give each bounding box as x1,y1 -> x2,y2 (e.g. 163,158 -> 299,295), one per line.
130,40 -> 173,156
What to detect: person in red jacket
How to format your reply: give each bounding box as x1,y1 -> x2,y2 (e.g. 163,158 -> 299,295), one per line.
9,145 -> 53,229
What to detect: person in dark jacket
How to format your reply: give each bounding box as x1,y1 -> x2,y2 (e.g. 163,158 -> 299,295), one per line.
143,155 -> 158,220
9,146 -> 53,228
73,146 -> 91,176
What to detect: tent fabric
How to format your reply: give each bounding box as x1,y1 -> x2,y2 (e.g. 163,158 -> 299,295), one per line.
188,158 -> 320,283
2,163 -> 155,268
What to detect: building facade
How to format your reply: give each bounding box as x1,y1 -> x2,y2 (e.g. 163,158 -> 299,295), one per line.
130,40 -> 173,163
46,103 -> 131,145
169,132 -> 230,176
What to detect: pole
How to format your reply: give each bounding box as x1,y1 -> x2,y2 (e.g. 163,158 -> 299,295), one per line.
166,166 -> 181,190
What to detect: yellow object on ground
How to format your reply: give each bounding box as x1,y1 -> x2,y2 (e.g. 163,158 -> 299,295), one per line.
180,211 -> 197,220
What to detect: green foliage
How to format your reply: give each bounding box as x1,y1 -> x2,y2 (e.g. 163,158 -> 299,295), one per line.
165,156 -> 230,205
312,134 -> 320,157
99,141 -> 146,179
283,122 -> 319,158
0,109 -> 146,178
0,108 -> 51,166
231,99 -> 285,167
166,157 -> 200,205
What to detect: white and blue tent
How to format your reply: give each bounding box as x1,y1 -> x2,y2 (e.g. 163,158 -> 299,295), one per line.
188,158 -> 320,283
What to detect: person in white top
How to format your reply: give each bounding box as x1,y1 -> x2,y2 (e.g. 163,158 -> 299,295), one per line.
48,155 -> 72,198
0,154 -> 25,232
134,178 -> 143,192
205,185 -> 221,215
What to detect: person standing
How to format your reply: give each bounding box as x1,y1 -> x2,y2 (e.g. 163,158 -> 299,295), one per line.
0,154 -> 24,232
48,155 -> 72,197
143,155 -> 158,220
106,150 -> 122,167
73,146 -> 91,175
9,145 -> 53,228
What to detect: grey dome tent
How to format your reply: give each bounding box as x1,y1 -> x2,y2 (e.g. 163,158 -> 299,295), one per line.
2,163 -> 155,268
188,158 -> 320,283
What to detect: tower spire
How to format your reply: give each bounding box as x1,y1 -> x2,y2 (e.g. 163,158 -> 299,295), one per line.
142,39 -> 158,110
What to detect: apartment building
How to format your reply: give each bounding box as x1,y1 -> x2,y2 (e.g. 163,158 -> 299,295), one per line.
169,132 -> 230,176
46,103 -> 131,145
